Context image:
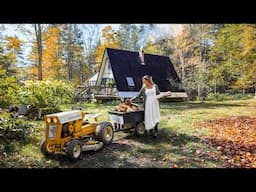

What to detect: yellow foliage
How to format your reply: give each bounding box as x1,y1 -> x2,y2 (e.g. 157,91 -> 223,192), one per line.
240,24 -> 256,58
42,27 -> 63,79
28,27 -> 64,80
143,43 -> 162,55
4,36 -> 23,51
93,25 -> 120,71
3,36 -> 23,68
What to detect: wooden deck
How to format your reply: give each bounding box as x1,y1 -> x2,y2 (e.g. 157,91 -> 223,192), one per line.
94,94 -> 120,102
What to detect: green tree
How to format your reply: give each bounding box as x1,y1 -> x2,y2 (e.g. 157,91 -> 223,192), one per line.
116,24 -> 146,51
209,24 -> 256,96
60,24 -> 87,84
0,66 -> 19,107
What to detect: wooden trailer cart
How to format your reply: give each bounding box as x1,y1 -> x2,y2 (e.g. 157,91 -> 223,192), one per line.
108,110 -> 146,136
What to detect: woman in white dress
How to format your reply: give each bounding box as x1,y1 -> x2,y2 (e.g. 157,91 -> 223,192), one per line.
130,75 -> 161,138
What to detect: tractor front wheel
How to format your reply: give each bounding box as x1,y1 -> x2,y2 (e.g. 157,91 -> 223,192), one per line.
40,139 -> 52,158
95,122 -> 114,145
66,140 -> 83,161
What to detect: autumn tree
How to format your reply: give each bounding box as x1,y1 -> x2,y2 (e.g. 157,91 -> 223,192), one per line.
28,25 -> 63,80
0,35 -> 23,76
25,24 -> 47,80
237,24 -> 256,97
172,24 -> 214,100
143,40 -> 162,55
28,24 -> 87,84
93,25 -> 120,71
42,26 -> 63,80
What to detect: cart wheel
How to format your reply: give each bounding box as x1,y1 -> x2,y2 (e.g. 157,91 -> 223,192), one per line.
95,122 -> 114,145
66,140 -> 83,161
135,122 -> 145,136
40,139 -> 52,158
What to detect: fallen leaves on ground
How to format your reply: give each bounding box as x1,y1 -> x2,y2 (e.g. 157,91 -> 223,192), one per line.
195,116 -> 256,168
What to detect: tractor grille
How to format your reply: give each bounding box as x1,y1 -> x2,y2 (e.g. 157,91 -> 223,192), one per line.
48,125 -> 57,138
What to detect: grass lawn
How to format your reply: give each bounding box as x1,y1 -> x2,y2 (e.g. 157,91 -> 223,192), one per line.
1,99 -> 256,168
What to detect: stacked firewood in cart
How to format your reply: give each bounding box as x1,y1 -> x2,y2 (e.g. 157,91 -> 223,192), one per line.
116,99 -> 141,112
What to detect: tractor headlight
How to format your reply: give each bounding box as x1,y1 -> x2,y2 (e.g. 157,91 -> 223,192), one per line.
48,125 -> 57,138
46,117 -> 51,124
53,117 -> 58,123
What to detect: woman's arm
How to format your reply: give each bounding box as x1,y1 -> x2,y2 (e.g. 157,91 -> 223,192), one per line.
131,87 -> 144,101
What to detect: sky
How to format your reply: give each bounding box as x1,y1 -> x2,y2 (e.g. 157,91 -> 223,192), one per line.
2,24 -> 182,40
1,24 -> 183,66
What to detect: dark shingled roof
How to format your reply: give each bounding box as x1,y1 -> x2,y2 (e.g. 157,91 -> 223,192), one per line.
106,48 -> 185,92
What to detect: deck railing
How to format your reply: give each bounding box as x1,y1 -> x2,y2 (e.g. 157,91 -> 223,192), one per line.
90,85 -> 117,96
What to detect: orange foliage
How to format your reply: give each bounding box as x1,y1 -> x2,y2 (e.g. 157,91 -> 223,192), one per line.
4,36 -> 23,51
28,27 -> 63,80
3,36 -> 23,68
42,27 -> 63,79
196,116 -> 256,168
27,41 -> 39,79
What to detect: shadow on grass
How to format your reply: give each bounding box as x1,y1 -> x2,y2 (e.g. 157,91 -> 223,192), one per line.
121,128 -> 223,168
53,142 -> 142,168
39,129 -> 224,168
123,128 -> 200,146
53,128 -> 223,168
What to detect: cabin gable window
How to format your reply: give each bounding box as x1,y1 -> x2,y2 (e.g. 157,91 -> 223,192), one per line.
126,77 -> 135,87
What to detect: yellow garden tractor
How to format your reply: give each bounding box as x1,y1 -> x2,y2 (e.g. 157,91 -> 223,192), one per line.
40,110 -> 114,161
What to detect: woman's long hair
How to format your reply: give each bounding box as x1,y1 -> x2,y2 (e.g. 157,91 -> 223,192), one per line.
142,75 -> 154,87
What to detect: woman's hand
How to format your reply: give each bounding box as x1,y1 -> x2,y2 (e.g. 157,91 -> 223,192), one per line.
127,98 -> 132,103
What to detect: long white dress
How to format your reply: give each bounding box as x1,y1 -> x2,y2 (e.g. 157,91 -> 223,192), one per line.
145,85 -> 160,130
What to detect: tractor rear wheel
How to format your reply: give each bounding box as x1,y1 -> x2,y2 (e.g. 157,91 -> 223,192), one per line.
40,139 -> 52,158
95,122 -> 114,145
66,140 -> 83,161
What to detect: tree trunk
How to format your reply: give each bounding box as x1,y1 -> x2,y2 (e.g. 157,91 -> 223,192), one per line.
34,24 -> 43,81
80,61 -> 84,85
67,25 -> 72,81
242,89 -> 245,96
179,51 -> 185,81
254,85 -> 256,98
214,81 -> 217,94
197,84 -> 201,101
79,56 -> 84,84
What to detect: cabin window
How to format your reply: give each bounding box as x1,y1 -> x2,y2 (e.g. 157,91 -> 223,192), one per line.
107,59 -> 111,69
126,77 -> 135,87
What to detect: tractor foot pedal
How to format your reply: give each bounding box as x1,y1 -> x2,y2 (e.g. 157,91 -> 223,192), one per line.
82,141 -> 103,152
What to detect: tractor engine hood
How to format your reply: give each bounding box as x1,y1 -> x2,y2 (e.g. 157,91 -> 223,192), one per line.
46,110 -> 82,124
